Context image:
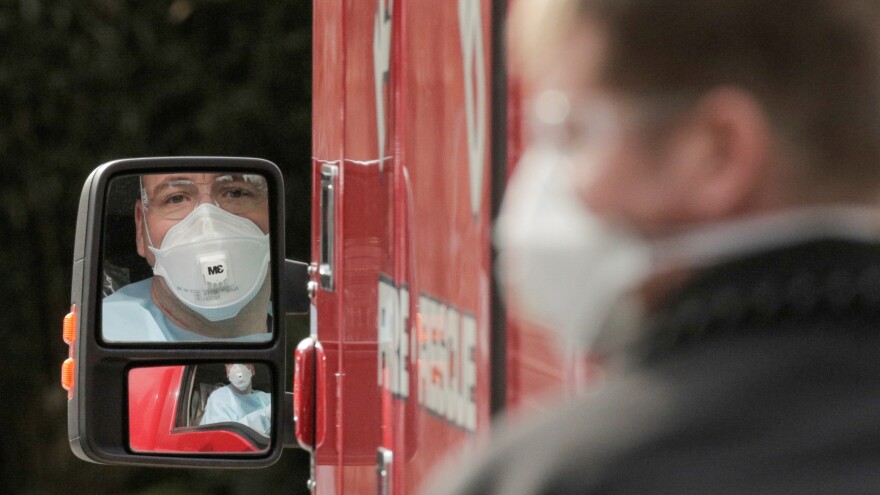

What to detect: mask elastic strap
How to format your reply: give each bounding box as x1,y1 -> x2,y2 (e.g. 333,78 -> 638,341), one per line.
139,176 -> 157,249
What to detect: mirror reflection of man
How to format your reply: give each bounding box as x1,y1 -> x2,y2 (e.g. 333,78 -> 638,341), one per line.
103,173 -> 272,342
437,0 -> 880,494
200,364 -> 271,436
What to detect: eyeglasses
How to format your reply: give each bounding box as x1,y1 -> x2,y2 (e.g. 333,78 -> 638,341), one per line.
528,90 -> 625,156
141,174 -> 269,220
529,89 -> 695,153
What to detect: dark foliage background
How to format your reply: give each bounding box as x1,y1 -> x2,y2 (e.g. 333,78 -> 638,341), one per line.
0,0 -> 313,493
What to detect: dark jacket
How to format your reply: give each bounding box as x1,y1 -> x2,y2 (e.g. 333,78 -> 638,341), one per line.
440,239 -> 880,495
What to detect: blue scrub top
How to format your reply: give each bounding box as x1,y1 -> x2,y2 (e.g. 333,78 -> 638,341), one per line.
102,277 -> 272,342
200,385 -> 272,435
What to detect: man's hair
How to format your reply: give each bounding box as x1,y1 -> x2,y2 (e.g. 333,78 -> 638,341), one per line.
546,0 -> 880,199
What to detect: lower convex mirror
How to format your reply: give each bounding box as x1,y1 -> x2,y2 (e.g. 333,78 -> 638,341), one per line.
128,362 -> 272,454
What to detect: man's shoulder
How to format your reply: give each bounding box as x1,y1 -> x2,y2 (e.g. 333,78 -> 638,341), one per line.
439,367 -> 681,495
102,278 -> 168,342
208,385 -> 234,401
253,389 -> 271,405
444,331 -> 880,494
104,277 -> 153,304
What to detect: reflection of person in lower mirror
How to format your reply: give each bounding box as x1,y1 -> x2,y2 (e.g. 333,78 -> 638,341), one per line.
200,364 -> 271,436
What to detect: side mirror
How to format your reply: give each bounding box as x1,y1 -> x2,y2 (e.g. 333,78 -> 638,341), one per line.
64,157 -> 306,467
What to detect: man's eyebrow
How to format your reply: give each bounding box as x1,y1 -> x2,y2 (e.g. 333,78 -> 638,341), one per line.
216,174 -> 266,184
215,174 -> 269,192
150,178 -> 196,195
147,175 -> 267,197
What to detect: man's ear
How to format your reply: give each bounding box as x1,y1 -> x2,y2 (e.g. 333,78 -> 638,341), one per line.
666,87 -> 772,222
134,200 -> 146,258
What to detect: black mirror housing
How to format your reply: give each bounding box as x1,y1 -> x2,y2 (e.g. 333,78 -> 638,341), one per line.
67,157 -> 291,467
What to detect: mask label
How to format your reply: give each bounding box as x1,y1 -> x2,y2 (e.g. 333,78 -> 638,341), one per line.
199,251 -> 231,287
149,203 -> 270,321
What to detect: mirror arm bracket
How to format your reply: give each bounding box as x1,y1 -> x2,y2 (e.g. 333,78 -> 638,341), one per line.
282,391 -> 297,448
282,259 -> 311,314
282,259 -> 309,449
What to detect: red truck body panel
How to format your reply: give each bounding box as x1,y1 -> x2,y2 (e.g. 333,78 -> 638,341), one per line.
309,1 -> 577,492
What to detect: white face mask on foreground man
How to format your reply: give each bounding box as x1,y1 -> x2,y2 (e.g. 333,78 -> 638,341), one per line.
496,136 -> 880,355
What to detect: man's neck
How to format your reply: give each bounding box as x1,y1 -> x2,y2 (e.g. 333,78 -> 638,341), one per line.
150,275 -> 271,338
230,385 -> 253,395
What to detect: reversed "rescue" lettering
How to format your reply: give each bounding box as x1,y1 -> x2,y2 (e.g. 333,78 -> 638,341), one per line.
378,277 -> 477,432
378,277 -> 410,398
418,295 -> 477,432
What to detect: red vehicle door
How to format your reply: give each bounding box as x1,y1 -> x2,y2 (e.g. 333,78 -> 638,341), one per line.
311,1 -> 493,493
308,1 -> 582,493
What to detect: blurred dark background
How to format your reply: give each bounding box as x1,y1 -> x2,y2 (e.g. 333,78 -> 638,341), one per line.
0,0 -> 313,493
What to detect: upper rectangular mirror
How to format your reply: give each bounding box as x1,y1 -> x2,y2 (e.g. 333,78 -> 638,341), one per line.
101,171 -> 273,343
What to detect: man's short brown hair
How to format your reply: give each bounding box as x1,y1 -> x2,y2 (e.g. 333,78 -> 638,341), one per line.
528,0 -> 880,200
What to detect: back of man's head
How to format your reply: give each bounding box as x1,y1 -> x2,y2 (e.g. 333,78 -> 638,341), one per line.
518,0 -> 880,202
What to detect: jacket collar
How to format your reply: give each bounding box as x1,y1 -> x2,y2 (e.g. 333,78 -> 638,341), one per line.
637,239 -> 880,362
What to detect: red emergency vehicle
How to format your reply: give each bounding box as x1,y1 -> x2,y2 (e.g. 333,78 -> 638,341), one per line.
297,1 -> 582,492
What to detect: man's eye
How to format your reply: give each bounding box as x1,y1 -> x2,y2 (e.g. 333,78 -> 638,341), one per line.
221,187 -> 254,199
163,193 -> 190,205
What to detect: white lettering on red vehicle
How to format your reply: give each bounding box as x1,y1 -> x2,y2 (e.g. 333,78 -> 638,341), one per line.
378,276 -> 409,398
378,277 -> 477,432
418,295 -> 477,432
373,0 -> 393,171
459,0 -> 487,219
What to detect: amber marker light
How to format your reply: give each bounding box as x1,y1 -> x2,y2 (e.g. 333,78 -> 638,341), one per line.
62,358 -> 75,395
63,305 -> 77,345
62,305 -> 77,396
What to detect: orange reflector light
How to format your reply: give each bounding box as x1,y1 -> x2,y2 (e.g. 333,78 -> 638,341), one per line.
63,305 -> 77,345
61,358 -> 75,392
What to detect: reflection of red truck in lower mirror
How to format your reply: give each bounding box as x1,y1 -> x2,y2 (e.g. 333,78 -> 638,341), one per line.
128,365 -> 270,454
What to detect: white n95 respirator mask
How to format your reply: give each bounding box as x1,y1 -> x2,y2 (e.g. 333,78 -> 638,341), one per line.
148,203 -> 271,322
494,145 -> 652,350
228,364 -> 253,391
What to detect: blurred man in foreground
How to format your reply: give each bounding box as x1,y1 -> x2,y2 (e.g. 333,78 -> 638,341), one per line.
438,0 -> 880,493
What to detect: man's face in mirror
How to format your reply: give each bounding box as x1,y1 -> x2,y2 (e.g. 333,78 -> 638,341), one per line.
225,363 -> 257,392
225,363 -> 256,374
134,173 -> 270,265
102,170 -> 273,342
